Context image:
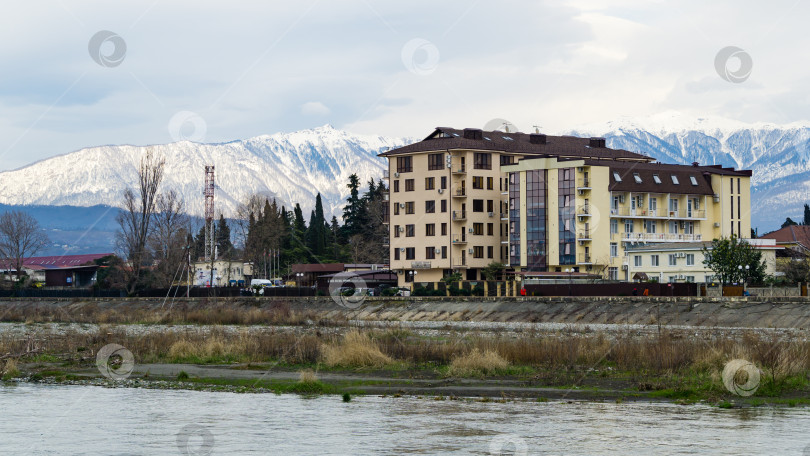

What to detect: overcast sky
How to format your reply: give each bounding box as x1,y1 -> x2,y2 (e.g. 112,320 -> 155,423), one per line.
0,0 -> 807,170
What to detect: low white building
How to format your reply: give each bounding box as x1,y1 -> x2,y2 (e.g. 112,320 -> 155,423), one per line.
624,239 -> 780,283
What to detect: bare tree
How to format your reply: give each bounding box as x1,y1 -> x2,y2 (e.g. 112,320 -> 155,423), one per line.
0,211 -> 49,282
116,149 -> 165,294
149,190 -> 191,288
233,193 -> 267,251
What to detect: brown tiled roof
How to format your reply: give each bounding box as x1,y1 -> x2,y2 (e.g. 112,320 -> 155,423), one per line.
760,225 -> 810,249
380,127 -> 653,161
593,161 -> 750,195
291,263 -> 344,273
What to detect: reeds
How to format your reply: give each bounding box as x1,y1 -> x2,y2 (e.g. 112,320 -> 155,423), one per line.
447,348 -> 509,377
320,330 -> 393,368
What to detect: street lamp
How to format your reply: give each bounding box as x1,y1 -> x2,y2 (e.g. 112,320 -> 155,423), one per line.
738,264 -> 750,290
296,272 -> 304,296
565,268 -> 573,296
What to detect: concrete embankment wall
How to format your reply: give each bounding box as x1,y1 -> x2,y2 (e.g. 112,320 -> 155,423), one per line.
2,296 -> 810,328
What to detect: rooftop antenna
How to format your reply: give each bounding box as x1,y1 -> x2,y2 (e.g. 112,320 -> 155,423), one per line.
533,125 -> 541,134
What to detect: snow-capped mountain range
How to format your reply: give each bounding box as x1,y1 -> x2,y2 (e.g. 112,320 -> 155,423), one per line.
1,114 -> 809,234
0,125 -> 412,219
566,111 -> 810,231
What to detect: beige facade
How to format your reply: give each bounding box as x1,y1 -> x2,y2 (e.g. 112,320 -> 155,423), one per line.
192,259 -> 248,286
625,240 -> 779,283
383,127 -> 753,286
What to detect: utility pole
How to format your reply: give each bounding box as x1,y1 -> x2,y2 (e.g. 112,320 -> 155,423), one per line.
204,165 -> 216,287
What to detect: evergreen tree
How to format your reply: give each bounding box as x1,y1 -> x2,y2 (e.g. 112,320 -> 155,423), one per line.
216,214 -> 233,258
342,174 -> 366,236
804,204 -> 810,226
783,217 -> 799,228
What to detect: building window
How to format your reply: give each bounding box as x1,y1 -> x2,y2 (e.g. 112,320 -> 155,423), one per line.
405,179 -> 414,192
690,176 -> 698,186
608,267 -> 618,281
610,219 -> 618,234
634,255 -> 642,267
426,223 -> 435,236
473,246 -> 484,258
473,176 -> 484,189
651,255 -> 659,266
405,202 -> 414,214
394,248 -> 400,260
653,174 -> 661,184
442,246 -> 447,258
425,177 -> 435,190
473,223 -> 484,235
425,200 -> 435,213
645,220 -> 657,233
613,172 -> 622,182
487,200 -> 494,213
633,173 -> 642,184
625,220 -> 634,234
426,247 -> 436,259
394,204 -> 400,215
428,153 -> 443,170
440,176 -> 447,189
669,198 -> 678,212
668,254 -> 677,266
610,243 -> 618,258
441,223 -> 447,236
473,153 -> 492,169
487,223 -> 494,236
487,246 -> 494,259
686,254 -> 694,266
405,224 -> 415,237
440,200 -> 447,213
473,199 -> 484,212
405,247 -> 415,260
737,178 -> 740,194
393,180 -> 399,192
394,225 -> 400,238
500,155 -> 515,166
685,275 -> 695,283
671,175 -> 679,185
487,177 -> 494,190
396,156 -> 412,173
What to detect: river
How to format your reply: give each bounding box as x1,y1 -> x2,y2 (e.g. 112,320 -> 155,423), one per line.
1,384 -> 808,455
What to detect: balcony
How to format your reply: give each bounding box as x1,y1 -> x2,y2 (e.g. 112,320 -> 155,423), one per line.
576,178 -> 591,189
411,261 -> 432,269
609,207 -> 706,220
621,233 -> 703,243
452,164 -> 466,174
452,260 -> 469,269
576,205 -> 593,216
453,187 -> 467,198
500,212 -> 509,221
452,235 -> 467,244
452,210 -> 466,221
577,254 -> 593,264
383,170 -> 390,180
577,230 -> 591,241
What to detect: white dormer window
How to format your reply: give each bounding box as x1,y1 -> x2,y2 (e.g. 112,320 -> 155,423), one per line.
653,174 -> 661,184
613,172 -> 622,182
671,175 -> 679,184
633,173 -> 642,184
503,136 -> 513,141
689,176 -> 698,186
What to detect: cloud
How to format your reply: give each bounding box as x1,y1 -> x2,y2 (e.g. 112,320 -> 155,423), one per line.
300,101 -> 331,116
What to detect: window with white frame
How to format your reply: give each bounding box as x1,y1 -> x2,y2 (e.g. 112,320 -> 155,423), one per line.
668,254 -> 677,266
610,219 -> 618,234
645,220 -> 657,233
625,220 -> 634,233
608,267 -> 618,281
610,243 -> 618,258
651,255 -> 659,266
669,198 -> 678,212
649,197 -> 657,212
686,254 -> 694,266
634,255 -> 642,267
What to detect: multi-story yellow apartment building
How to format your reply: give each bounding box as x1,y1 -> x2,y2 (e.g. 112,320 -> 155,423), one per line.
381,127 -> 752,286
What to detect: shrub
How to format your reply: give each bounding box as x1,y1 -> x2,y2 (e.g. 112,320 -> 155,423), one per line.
2,358 -> 20,380
176,370 -> 189,381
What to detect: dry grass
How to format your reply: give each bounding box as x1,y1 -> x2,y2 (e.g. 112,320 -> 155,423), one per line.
2,358 -> 19,378
447,348 -> 509,377
320,330 -> 393,368
298,369 -> 318,384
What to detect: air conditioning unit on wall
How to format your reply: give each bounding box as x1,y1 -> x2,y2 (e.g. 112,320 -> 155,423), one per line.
438,188 -> 444,194
394,172 -> 400,178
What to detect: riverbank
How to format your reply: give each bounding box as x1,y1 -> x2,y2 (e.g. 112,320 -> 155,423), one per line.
2,320 -> 809,406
